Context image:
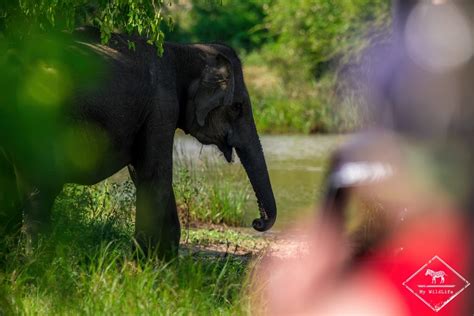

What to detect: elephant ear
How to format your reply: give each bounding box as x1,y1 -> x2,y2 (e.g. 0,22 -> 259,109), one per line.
194,53 -> 235,127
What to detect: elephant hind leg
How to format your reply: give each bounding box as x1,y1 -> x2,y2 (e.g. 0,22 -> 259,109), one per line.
0,153 -> 22,237
22,186 -> 61,240
0,155 -> 22,266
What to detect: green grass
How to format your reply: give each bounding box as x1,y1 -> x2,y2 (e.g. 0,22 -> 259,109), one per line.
0,241 -> 251,314
175,168 -> 251,227
173,147 -> 251,227
0,180 -> 261,315
243,60 -> 363,134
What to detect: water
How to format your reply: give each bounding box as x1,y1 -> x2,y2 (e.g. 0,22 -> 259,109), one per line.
111,134 -> 345,229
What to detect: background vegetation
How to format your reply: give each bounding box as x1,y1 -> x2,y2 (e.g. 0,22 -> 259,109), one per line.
165,0 -> 391,133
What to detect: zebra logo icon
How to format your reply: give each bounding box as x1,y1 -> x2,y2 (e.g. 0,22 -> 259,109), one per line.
403,256 -> 470,312
425,269 -> 447,284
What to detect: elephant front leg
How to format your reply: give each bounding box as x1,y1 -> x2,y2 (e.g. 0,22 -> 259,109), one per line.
135,180 -> 180,259
132,131 -> 180,259
23,186 -> 59,241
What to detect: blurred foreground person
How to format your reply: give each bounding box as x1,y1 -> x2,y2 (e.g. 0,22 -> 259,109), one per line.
251,0 -> 474,314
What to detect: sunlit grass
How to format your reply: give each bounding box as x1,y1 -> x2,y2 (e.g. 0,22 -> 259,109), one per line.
175,167 -> 251,227
1,242 -> 251,314
0,183 -> 258,315
173,144 -> 251,227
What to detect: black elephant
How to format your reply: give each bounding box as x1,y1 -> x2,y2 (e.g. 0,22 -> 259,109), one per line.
0,27 -> 277,258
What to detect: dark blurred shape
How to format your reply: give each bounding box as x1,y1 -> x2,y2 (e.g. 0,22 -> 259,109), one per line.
254,0 -> 474,314
322,0 -> 474,314
0,29 -> 101,252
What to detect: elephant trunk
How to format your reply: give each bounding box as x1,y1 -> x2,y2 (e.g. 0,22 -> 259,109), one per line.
236,129 -> 277,232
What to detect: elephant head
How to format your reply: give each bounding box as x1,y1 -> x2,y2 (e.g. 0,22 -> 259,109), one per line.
183,44 -> 277,232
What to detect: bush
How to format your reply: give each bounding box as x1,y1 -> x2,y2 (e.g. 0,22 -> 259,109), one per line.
164,0 -> 271,53
239,0 -> 391,133
245,59 -> 361,134
1,1 -> 170,54
265,0 -> 390,80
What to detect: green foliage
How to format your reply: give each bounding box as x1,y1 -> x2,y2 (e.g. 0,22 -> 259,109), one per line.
244,59 -> 361,133
241,0 -> 391,133
265,0 -> 390,80
165,0 -> 270,52
0,0 -> 170,54
251,92 -> 331,134
0,31 -> 102,182
250,85 -> 365,134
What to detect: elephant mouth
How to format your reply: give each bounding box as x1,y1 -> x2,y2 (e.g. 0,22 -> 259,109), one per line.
218,143 -> 234,163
